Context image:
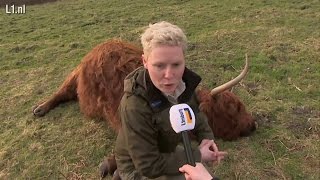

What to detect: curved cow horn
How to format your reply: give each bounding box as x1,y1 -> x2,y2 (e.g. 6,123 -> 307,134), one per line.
210,54 -> 249,96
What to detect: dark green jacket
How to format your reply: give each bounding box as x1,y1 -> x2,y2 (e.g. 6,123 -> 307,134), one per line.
115,67 -> 214,178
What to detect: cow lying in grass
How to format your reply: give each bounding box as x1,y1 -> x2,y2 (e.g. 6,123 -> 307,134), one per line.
32,40 -> 256,178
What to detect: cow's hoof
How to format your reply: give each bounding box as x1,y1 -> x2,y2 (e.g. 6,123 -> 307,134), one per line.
112,170 -> 121,180
99,159 -> 109,178
32,105 -> 46,117
99,154 -> 117,178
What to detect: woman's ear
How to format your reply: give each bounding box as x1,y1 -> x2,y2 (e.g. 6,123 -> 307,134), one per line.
142,54 -> 148,69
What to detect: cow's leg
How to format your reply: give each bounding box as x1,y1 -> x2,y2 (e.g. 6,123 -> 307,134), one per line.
99,153 -> 117,178
33,67 -> 80,117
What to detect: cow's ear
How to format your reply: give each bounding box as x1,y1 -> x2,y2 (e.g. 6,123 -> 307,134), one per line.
142,54 -> 148,69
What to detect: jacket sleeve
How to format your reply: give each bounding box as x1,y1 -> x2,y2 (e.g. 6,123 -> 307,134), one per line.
191,94 -> 215,142
119,95 -> 200,178
193,111 -> 215,142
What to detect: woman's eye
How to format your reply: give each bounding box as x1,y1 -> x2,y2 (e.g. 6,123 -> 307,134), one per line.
173,63 -> 180,67
154,64 -> 164,69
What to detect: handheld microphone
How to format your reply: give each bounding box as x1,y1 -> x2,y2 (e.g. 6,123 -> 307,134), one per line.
169,103 -> 196,166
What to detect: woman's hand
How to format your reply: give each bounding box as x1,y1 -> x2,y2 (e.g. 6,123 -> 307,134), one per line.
179,163 -> 212,180
199,139 -> 227,163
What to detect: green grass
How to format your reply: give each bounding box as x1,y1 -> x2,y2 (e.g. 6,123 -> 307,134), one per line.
1,0 -> 319,179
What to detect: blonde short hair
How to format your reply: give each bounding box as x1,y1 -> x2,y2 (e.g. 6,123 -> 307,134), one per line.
141,21 -> 187,56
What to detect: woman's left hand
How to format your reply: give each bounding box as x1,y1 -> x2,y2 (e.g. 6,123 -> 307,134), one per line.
199,139 -> 227,163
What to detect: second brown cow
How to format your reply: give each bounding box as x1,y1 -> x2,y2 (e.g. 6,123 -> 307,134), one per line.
32,39 -> 256,141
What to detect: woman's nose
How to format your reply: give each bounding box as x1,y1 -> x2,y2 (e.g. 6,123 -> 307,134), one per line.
164,67 -> 174,79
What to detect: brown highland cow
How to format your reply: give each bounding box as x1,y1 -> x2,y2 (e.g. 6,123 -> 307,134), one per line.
33,39 -> 256,140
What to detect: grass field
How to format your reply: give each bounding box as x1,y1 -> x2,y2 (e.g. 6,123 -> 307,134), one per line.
0,0 -> 319,179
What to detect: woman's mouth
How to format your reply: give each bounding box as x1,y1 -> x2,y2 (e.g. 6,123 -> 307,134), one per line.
164,83 -> 174,87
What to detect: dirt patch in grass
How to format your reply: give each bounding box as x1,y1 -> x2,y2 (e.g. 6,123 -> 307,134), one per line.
0,0 -> 58,7
291,106 -> 316,117
288,106 -> 320,138
253,111 -> 277,129
242,81 -> 263,96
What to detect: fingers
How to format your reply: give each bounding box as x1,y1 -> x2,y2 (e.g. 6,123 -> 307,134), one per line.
179,164 -> 198,180
200,139 -> 219,153
179,168 -> 191,180
200,139 -> 218,152
217,155 -> 222,164
217,151 -> 228,156
211,140 -> 219,153
180,163 -> 204,173
199,139 -> 211,148
199,139 -> 229,164
215,151 -> 228,164
179,164 -> 192,173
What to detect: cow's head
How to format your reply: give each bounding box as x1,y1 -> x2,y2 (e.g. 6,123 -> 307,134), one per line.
197,55 -> 257,140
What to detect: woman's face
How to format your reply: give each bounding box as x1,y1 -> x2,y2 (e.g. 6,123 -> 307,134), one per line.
143,46 -> 185,95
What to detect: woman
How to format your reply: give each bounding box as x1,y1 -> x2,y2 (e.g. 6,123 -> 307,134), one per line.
115,21 -> 226,179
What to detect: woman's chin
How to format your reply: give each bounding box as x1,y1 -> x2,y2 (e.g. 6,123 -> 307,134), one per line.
164,90 -> 176,95
159,85 -> 177,95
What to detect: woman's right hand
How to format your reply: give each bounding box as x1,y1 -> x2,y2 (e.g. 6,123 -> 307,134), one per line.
199,139 -> 227,163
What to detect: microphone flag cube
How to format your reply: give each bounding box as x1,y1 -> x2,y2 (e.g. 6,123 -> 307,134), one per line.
169,104 -> 195,133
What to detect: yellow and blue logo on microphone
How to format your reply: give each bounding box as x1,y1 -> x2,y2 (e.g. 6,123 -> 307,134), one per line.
184,108 -> 193,124
178,108 -> 193,125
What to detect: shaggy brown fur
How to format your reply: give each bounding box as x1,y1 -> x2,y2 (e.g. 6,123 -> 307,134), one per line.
33,39 -> 255,140
77,40 -> 142,129
33,40 -> 142,130
197,88 -> 256,140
